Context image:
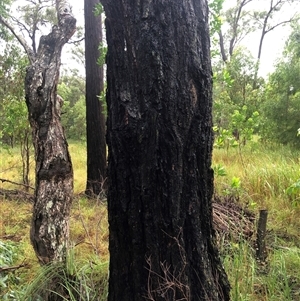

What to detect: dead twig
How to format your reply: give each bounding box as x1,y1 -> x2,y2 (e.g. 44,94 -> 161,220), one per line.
0,188 -> 34,202
0,178 -> 34,190
212,195 -> 256,242
0,261 -> 28,273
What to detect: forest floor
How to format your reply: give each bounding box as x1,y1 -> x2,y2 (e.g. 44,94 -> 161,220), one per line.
1,141 -> 300,300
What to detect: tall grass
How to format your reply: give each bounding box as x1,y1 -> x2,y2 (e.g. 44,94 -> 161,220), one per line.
19,253 -> 108,301
220,239 -> 300,301
69,141 -> 87,194
1,141 -> 300,300
0,141 -> 108,299
214,143 -> 300,301
213,144 -> 300,234
0,140 -> 87,193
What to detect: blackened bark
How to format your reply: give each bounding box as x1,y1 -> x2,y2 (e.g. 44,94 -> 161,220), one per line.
102,0 -> 230,300
25,5 -> 76,264
84,0 -> 107,197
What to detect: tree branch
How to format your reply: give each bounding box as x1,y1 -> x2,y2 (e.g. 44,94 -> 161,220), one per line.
228,0 -> 254,56
0,261 -> 28,273
68,36 -> 85,44
10,16 -> 33,40
0,178 -> 35,190
266,18 -> 293,34
0,16 -> 35,63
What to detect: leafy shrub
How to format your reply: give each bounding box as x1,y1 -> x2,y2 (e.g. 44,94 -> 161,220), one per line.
0,241 -> 21,300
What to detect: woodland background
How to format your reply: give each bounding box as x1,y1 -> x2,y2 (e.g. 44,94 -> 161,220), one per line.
1,0 -> 300,300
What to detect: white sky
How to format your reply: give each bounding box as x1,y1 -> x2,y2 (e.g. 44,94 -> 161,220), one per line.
66,1 -> 296,78
221,0 -> 298,77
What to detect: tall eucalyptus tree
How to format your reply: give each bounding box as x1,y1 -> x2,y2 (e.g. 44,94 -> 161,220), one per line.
101,0 -> 230,300
84,0 -> 107,197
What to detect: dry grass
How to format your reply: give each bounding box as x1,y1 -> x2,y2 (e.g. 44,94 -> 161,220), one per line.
70,197 -> 109,260
0,141 -> 109,296
1,142 -> 300,300
69,142 -> 87,194
0,141 -> 87,193
213,146 -> 300,235
214,145 -> 300,301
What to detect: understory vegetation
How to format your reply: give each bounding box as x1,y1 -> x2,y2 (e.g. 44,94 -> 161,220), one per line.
1,0 -> 300,300
1,141 -> 300,300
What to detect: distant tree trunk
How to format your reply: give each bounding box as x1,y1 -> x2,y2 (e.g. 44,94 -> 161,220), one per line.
102,0 -> 230,300
84,0 -> 107,197
20,129 -> 31,191
253,0 -> 293,89
218,30 -> 228,63
25,2 -> 76,264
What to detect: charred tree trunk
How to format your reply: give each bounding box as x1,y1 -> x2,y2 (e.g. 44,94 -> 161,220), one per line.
25,3 -> 76,264
84,0 -> 107,197
102,0 -> 230,300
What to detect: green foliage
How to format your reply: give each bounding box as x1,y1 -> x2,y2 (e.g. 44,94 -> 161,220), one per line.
213,126 -> 238,149
0,42 -> 29,147
20,255 -> 109,301
285,20 -> 300,58
0,0 -> 11,18
231,106 -> 260,144
221,240 -> 256,301
214,144 -> 300,300
57,71 -> 86,141
58,71 -> 85,107
93,3 -> 104,17
61,99 -> 86,142
208,0 -> 224,35
213,106 -> 259,150
221,239 -> 300,301
213,163 -> 227,177
16,1 -> 57,36
214,1 -> 296,148
97,42 -> 107,67
0,43 -> 28,98
213,48 -> 263,134
286,179 -> 300,206
0,241 -> 21,300
0,0 -> 12,40
1,96 -> 30,147
208,0 -> 225,58
213,162 -> 243,197
223,176 -> 242,197
260,24 -> 300,147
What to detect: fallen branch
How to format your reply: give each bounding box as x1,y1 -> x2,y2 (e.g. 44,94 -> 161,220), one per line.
0,261 -> 28,273
0,178 -> 35,190
213,194 -> 255,241
0,188 -> 34,202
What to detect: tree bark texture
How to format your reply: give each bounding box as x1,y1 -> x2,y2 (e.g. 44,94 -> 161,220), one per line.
102,0 -> 230,300
84,0 -> 107,196
25,5 -> 76,264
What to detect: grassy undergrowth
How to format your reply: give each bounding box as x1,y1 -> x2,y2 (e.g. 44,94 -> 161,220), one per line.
1,141 -> 300,300
214,144 -> 300,301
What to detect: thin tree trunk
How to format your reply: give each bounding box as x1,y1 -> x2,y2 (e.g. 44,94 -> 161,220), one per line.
85,0 -> 107,197
102,0 -> 230,300
219,30 -> 228,63
21,129 -> 31,191
253,0 -> 292,88
25,3 -> 76,264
